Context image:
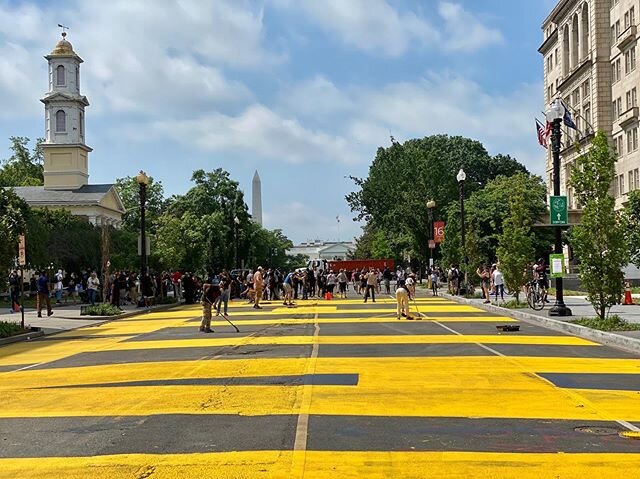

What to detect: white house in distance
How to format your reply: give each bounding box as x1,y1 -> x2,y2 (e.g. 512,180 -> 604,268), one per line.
288,240 -> 356,261
14,33 -> 125,226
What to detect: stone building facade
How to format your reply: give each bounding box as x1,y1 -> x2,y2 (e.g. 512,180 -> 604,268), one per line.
541,0 -> 640,209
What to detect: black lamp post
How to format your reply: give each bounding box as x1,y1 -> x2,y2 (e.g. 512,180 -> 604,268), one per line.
234,216 -> 240,269
546,100 -> 572,316
456,168 -> 468,293
136,171 -> 149,277
427,199 -> 436,268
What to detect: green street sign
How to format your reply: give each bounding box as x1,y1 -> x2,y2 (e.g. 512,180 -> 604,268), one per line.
550,254 -> 564,278
550,195 -> 568,225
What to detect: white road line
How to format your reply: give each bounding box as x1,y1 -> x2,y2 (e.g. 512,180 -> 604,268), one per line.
293,311 -> 320,453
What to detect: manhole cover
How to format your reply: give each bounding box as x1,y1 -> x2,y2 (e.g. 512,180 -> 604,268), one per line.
574,426 -> 620,436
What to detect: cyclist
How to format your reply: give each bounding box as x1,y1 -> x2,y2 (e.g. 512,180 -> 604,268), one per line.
533,258 -> 550,303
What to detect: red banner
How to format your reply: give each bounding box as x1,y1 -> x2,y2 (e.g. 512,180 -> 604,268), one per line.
433,221 -> 445,243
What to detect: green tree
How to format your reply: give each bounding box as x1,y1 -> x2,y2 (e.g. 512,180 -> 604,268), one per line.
569,131 -> 628,320
440,173 -> 550,272
347,135 -> 527,262
114,175 -> 166,233
0,187 -> 29,270
0,137 -> 44,187
25,209 -> 101,272
496,191 -> 535,303
623,190 -> 640,268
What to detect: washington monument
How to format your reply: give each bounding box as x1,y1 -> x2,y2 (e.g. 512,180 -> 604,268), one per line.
252,170 -> 263,226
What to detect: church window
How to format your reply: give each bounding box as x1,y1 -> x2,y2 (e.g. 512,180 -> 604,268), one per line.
55,110 -> 66,132
56,65 -> 65,86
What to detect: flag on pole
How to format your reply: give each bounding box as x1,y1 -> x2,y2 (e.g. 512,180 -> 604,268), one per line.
561,101 -> 578,130
536,119 -> 551,148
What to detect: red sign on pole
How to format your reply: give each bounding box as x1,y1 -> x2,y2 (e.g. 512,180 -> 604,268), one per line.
433,221 -> 445,243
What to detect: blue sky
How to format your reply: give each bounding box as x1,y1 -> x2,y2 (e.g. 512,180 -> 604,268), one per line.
0,0 -> 556,243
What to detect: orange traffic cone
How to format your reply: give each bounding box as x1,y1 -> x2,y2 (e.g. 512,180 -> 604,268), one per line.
623,281 -> 634,305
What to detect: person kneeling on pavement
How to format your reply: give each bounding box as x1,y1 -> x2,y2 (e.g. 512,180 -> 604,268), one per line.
200,283 -> 221,333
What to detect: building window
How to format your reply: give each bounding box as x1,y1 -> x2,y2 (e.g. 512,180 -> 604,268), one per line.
614,175 -> 620,197
613,58 -> 622,82
80,111 -> 84,140
620,174 -> 625,195
634,168 -> 640,190
56,65 -> 65,86
55,110 -> 66,132
634,127 -> 639,151
625,47 -> 636,74
616,135 -> 624,156
582,79 -> 591,97
75,67 -> 79,90
633,87 -> 638,107
584,103 -> 591,131
630,171 -> 634,191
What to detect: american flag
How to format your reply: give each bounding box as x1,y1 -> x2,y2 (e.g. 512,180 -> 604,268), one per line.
536,119 -> 551,148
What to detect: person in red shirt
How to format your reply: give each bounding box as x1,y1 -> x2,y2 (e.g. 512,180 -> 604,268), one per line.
171,270 -> 182,300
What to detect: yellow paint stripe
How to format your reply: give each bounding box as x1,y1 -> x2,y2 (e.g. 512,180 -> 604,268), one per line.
4,356 -> 639,389
106,334 -> 598,350
1,451 -> 639,479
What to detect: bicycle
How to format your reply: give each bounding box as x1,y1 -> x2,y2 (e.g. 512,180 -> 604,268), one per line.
526,280 -> 545,311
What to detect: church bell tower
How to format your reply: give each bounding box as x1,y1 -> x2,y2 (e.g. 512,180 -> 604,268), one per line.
41,32 -> 92,190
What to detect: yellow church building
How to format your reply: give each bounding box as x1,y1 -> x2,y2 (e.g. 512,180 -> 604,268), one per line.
14,33 -> 124,226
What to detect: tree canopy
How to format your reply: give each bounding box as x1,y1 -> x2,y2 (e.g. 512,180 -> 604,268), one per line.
347,135 -> 528,263
0,137 -> 44,187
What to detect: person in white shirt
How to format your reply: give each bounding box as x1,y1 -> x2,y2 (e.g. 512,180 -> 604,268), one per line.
395,283 -> 411,320
492,264 -> 505,303
405,274 -> 416,297
87,272 -> 100,305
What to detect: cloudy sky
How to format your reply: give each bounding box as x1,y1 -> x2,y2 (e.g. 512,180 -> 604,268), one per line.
0,0 -> 557,243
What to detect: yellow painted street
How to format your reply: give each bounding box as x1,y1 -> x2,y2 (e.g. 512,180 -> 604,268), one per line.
1,295 -> 640,478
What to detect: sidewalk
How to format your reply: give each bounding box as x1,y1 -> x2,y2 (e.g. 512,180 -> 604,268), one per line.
441,290 -> 640,351
0,301 -> 177,335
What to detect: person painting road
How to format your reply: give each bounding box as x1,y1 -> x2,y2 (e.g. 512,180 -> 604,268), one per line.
395,281 -> 416,320
200,283 -> 221,333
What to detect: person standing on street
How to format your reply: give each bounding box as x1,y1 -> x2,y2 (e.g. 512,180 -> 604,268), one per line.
54,269 -> 64,304
492,264 -> 505,304
364,268 -> 378,303
87,272 -> 100,305
337,269 -> 348,298
254,267 -> 264,309
216,272 -> 231,316
431,269 -> 439,296
477,265 -> 491,304
282,270 -> 295,306
37,271 -> 53,318
383,266 -> 392,294
8,270 -> 20,313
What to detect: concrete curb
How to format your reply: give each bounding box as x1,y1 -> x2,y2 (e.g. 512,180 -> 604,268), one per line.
440,293 -> 640,355
0,328 -> 45,346
2,302 -> 186,346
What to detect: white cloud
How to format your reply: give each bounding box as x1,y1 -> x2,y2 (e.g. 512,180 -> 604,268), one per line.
264,202 -> 361,243
149,104 -> 357,165
438,2 -> 503,52
273,0 -> 502,56
0,0 -> 276,119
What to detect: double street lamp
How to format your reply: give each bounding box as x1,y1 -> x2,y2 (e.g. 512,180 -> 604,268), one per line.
457,168 -> 468,293
234,215 -> 240,269
427,199 -> 436,269
545,100 -> 572,316
136,170 -> 149,278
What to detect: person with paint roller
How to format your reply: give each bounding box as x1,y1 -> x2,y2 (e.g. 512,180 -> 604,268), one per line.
395,276 -> 415,320
200,282 -> 221,333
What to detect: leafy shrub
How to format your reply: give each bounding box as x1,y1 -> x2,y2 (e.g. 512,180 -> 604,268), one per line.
572,315 -> 640,331
81,303 -> 123,316
0,321 -> 29,338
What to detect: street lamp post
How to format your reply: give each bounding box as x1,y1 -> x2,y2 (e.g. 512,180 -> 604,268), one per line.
234,216 -> 240,269
427,199 -> 436,269
456,168 -> 468,294
546,100 -> 572,316
136,171 -> 149,278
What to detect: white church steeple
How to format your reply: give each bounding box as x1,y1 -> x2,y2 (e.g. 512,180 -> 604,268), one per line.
41,32 -> 92,190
